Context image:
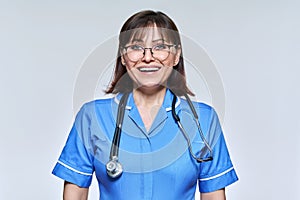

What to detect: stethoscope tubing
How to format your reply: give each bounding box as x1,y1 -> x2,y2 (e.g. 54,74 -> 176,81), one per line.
110,93 -> 130,159
170,91 -> 213,163
106,90 -> 213,178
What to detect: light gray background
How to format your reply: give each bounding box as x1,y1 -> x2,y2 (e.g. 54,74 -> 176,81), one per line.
1,0 -> 299,199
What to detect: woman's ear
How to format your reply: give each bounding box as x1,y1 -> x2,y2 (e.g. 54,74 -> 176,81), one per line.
121,55 -> 126,66
119,47 -> 126,66
174,45 -> 181,66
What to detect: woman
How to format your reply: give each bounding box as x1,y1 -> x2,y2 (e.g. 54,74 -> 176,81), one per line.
52,10 -> 238,199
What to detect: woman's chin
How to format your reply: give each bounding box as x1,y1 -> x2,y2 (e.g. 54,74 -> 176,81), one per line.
135,82 -> 166,92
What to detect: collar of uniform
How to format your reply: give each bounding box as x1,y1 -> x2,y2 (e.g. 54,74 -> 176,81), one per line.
113,93 -> 133,110
162,88 -> 181,111
113,89 -> 181,111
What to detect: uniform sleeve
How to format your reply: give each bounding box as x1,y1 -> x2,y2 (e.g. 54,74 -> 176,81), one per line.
198,107 -> 238,193
52,105 -> 94,188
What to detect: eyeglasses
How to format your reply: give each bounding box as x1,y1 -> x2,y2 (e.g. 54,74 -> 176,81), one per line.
122,44 -> 177,62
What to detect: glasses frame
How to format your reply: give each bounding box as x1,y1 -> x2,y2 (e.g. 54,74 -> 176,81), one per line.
121,44 -> 178,62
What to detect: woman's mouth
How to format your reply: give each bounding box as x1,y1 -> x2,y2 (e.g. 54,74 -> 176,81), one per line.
137,67 -> 161,72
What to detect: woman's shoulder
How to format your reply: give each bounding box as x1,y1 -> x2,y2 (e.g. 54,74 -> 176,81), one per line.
87,94 -> 116,105
77,95 -> 116,114
179,98 -> 221,124
179,97 -> 214,112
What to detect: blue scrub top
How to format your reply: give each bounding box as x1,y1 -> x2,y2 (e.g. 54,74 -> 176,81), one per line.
52,89 -> 238,199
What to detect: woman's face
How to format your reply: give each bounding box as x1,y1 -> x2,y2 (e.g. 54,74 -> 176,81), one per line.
121,27 -> 181,91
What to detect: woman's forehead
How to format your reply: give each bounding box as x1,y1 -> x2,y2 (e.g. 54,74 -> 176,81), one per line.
130,38 -> 164,44
126,27 -> 173,43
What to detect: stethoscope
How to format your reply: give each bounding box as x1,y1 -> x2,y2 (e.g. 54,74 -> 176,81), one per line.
106,90 -> 213,179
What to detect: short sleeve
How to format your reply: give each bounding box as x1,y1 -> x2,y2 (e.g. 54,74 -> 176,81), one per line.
52,105 -> 94,188
198,108 -> 238,193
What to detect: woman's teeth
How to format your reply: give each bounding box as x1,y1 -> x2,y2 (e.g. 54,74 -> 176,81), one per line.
138,67 -> 160,72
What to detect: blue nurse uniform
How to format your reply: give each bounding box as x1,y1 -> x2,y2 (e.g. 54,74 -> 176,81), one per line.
52,89 -> 238,199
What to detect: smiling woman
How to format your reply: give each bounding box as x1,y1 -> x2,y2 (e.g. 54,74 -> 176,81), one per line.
106,11 -> 193,97
120,27 -> 181,94
52,10 -> 238,200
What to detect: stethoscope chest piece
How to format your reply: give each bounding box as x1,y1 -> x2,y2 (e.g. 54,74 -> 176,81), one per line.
106,158 -> 123,179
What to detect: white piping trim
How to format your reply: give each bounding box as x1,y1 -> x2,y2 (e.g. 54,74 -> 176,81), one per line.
199,167 -> 234,181
57,160 -> 93,176
114,94 -> 132,110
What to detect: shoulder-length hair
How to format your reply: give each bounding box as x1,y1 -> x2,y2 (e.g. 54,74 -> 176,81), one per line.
105,10 -> 194,96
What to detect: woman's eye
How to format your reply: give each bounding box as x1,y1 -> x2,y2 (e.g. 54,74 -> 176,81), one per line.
129,45 -> 143,51
154,44 -> 167,50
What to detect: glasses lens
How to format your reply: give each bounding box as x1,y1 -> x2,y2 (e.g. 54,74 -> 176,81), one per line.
152,44 -> 171,61
126,45 -> 144,62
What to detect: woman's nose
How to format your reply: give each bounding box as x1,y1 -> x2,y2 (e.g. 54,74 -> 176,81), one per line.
142,48 -> 155,62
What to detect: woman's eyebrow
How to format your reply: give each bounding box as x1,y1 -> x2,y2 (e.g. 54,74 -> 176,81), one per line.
130,38 -> 164,44
131,39 -> 144,43
152,38 -> 164,43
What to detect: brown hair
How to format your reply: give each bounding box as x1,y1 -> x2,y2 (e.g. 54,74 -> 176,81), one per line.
105,10 -> 194,96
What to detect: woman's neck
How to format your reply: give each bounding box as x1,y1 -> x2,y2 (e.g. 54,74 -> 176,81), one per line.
132,86 -> 167,131
133,86 -> 166,108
